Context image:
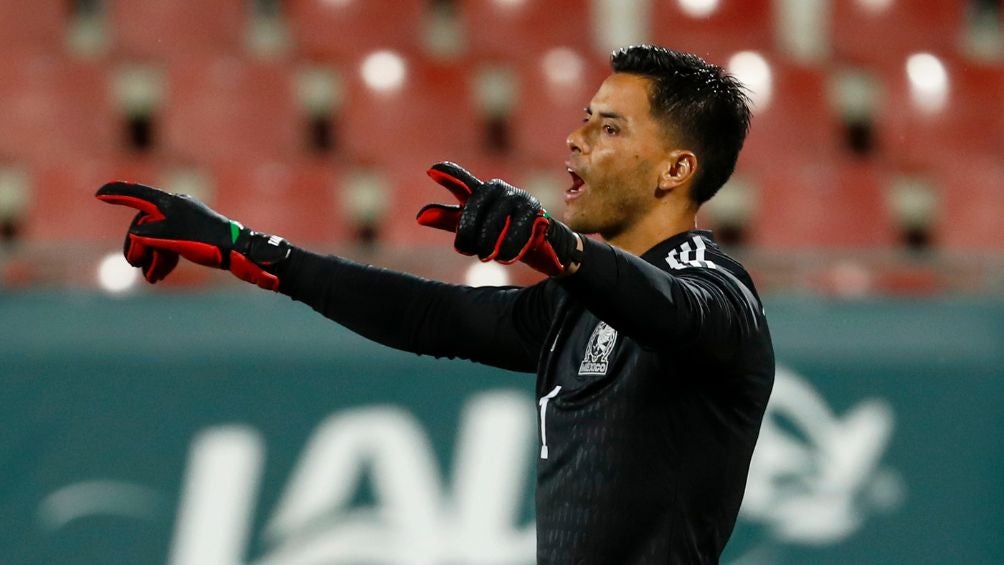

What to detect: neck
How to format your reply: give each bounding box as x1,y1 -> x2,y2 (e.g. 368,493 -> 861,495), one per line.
605,208 -> 697,255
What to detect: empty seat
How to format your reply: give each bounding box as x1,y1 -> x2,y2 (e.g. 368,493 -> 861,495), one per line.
108,0 -> 247,61
737,60 -> 840,169
0,1 -> 67,56
338,56 -> 482,165
212,159 -> 348,245
650,0 -> 774,65
876,54 -> 1004,168
509,51 -> 608,164
747,157 -> 896,249
461,0 -> 596,61
831,0 -> 965,67
285,0 -> 425,61
930,158 -> 1004,250
26,158 -> 162,243
0,56 -> 117,166
161,57 -> 300,164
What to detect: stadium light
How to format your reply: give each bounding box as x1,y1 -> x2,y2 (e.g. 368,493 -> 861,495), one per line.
492,0 -> 528,9
906,53 -> 949,115
541,47 -> 586,88
97,252 -> 140,294
727,51 -> 773,112
677,0 -> 721,19
360,50 -> 407,94
854,0 -> 894,14
464,261 -> 510,287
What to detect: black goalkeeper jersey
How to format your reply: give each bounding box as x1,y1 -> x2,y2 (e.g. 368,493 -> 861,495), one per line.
275,230 -> 774,564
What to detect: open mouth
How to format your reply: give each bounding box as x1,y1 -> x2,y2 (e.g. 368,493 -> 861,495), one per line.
566,168 -> 585,200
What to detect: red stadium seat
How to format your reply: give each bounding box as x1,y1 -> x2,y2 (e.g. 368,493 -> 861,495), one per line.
108,0 -> 247,60
747,157 -> 896,249
0,1 -> 66,55
161,57 -> 300,164
737,59 -> 840,169
876,54 -> 1004,168
831,0 -> 965,67
338,56 -> 482,165
285,0 -> 425,61
0,56 -> 117,166
650,0 -> 774,65
508,51 -> 608,164
461,0 -> 596,61
212,159 -> 349,245
26,158 -> 162,243
930,158 -> 1004,250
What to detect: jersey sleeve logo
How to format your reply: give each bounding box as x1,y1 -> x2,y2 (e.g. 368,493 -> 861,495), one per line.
665,235 -> 718,270
578,321 -> 618,376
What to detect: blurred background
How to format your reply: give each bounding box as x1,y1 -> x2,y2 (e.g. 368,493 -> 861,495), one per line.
1,0 -> 1002,564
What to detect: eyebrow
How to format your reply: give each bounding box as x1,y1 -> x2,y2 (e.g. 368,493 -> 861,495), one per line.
585,107 -> 626,121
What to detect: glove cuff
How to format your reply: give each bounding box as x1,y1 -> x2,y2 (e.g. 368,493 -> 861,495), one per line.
546,219 -> 583,272
233,227 -> 292,274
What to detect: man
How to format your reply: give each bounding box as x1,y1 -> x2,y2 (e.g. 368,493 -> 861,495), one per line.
97,44 -> 774,564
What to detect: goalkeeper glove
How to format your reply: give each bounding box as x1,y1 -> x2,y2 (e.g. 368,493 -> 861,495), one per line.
95,182 -> 290,290
416,161 -> 582,276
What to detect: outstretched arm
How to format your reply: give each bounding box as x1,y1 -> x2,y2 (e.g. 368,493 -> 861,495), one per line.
273,247 -> 556,372
95,181 -> 555,373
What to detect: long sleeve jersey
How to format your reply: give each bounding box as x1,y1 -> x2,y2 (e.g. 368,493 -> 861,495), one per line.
273,230 -> 775,564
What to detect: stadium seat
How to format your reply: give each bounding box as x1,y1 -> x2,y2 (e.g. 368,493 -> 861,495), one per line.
0,56 -> 117,166
830,0 -> 966,67
747,157 -> 896,249
508,51 -> 608,164
108,0 -> 247,60
650,0 -> 774,65
25,158 -> 162,243
930,158 -> 1004,250
460,0 -> 596,61
338,56 -> 482,165
736,60 -> 840,169
876,54 -> 1004,168
161,57 -> 300,164
285,0 -> 425,61
211,159 -> 349,245
0,1 -> 66,56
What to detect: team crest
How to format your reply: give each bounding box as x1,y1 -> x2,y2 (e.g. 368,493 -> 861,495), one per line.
578,321 -> 618,376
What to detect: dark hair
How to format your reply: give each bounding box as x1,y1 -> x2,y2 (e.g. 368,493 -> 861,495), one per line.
610,44 -> 751,204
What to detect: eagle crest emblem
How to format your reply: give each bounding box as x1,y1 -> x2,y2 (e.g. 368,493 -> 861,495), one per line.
578,321 -> 618,376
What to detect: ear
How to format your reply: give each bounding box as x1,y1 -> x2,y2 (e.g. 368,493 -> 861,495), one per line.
657,150 -> 698,192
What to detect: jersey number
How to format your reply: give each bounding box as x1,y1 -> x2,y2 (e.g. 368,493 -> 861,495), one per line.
538,386 -> 562,459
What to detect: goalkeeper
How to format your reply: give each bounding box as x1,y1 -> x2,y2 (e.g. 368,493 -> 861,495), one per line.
97,45 -> 774,564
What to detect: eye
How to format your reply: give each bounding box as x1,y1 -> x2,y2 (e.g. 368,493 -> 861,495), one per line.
602,124 -> 618,135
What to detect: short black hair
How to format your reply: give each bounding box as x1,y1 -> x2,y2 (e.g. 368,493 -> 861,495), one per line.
610,44 -> 751,204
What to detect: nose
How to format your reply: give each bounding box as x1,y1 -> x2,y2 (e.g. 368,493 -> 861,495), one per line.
566,124 -> 586,154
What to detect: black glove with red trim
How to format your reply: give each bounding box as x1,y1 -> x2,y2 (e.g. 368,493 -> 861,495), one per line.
95,182 -> 290,290
417,161 -> 582,276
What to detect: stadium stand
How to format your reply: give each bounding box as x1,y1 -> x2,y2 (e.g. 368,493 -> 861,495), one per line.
0,55 -> 117,166
337,55 -> 482,165
460,0 -> 596,61
0,1 -> 66,56
747,156 -> 895,249
650,0 -> 774,65
108,0 -> 247,61
160,57 -> 300,164
212,159 -> 348,245
25,157 -> 161,242
876,53 -> 1004,168
285,0 -> 426,61
830,0 -> 967,67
